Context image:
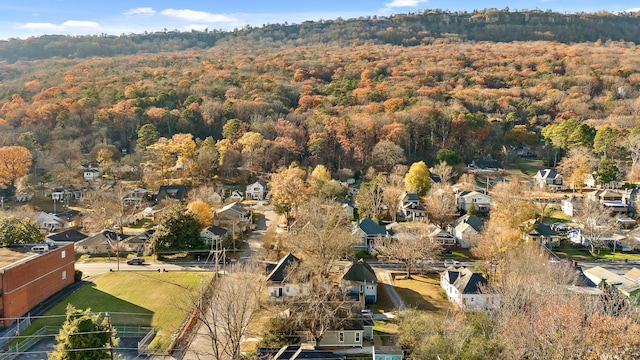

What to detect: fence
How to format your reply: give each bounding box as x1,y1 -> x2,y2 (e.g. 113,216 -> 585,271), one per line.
138,328 -> 156,356
0,326 -> 57,360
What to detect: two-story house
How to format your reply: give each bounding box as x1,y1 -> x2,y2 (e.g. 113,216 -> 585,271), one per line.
245,180 -> 268,200
340,259 -> 378,304
352,218 -> 387,253
456,191 -> 491,214
533,169 -> 564,190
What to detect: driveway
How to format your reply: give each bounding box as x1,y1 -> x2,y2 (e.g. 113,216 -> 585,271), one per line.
376,270 -> 407,311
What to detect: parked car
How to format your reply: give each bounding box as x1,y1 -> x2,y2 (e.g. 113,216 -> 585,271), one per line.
443,259 -> 460,267
126,257 -> 144,265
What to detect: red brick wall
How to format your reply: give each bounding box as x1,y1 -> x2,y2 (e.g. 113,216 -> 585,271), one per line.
1,243 -> 75,325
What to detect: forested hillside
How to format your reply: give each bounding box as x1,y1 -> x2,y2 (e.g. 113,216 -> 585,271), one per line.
1,9 -> 640,63
1,9 -> 640,186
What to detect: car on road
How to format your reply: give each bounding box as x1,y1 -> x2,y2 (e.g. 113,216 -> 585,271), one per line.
443,259 -> 460,267
126,257 -> 144,265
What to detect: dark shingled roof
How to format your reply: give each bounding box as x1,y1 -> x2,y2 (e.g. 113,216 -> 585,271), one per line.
266,253 -> 300,283
157,185 -> 187,201
47,229 -> 88,242
448,267 -> 487,294
451,214 -> 484,232
204,225 -> 228,236
356,218 -> 386,236
342,259 -> 377,284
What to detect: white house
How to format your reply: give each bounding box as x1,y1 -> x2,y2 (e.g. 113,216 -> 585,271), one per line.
200,225 -> 229,245
441,267 -> 498,309
532,169 -> 564,190
561,198 -> 583,217
245,180 -> 268,200
448,214 -> 483,248
215,201 -> 252,233
456,191 -> 491,214
35,212 -> 69,232
83,168 -> 100,181
266,253 -> 309,300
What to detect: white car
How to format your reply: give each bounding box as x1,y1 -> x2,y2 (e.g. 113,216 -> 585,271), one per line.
443,259 -> 460,267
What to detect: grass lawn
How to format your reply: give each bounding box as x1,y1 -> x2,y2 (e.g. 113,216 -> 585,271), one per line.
393,274 -> 453,312
369,283 -> 395,314
554,247 -> 640,262
373,321 -> 399,346
19,271 -> 212,353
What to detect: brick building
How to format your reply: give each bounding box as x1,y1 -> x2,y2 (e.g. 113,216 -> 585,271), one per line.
0,243 -> 75,326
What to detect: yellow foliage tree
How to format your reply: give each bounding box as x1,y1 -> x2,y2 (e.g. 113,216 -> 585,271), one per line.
0,146 -> 32,191
187,200 -> 214,227
404,161 -> 431,196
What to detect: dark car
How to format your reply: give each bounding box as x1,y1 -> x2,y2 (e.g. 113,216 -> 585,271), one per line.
126,257 -> 144,265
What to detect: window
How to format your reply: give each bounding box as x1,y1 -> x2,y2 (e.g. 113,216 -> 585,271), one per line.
338,332 -> 344,343
355,332 -> 360,343
62,271 -> 67,280
61,250 -> 66,259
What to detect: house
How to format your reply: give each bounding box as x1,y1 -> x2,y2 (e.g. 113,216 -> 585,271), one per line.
624,268 -> 640,282
441,266 -> 499,309
256,344 -> 344,360
83,168 -> 100,181
266,253 -> 309,301
426,224 -> 456,247
585,173 -> 623,189
521,219 -> 561,248
157,185 -> 187,201
0,243 -> 75,327
352,218 -> 387,253
532,169 -> 564,190
200,225 -> 229,245
74,230 -> 124,255
602,201 -> 629,214
228,190 -> 244,201
340,259 -> 378,304
586,190 -> 623,203
336,197 -> 356,220
245,180 -> 268,200
448,214 -> 483,248
46,229 -> 88,245
584,266 -> 640,304
561,198 -> 583,217
374,346 -> 404,360
215,201 -> 252,233
35,212 -> 69,232
456,191 -> 491,214
397,192 -> 427,221
123,188 -> 150,207
471,157 -> 504,173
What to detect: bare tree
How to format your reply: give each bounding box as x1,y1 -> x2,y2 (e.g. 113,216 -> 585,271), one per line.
374,225 -> 441,279
289,280 -> 354,345
424,183 -> 457,228
194,263 -> 263,360
556,146 -> 597,190
432,161 -> 456,185
356,173 -> 386,221
286,198 -> 355,277
574,199 -> 619,254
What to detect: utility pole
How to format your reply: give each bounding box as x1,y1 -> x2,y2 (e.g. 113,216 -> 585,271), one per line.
106,313 -> 114,360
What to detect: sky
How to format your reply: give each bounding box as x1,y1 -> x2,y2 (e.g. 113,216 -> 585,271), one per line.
1,1 -> 639,40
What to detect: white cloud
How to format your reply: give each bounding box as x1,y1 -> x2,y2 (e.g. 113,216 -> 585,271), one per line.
160,9 -> 235,23
61,20 -> 100,29
16,20 -> 99,31
385,0 -> 429,8
625,7 -> 640,12
124,7 -> 156,16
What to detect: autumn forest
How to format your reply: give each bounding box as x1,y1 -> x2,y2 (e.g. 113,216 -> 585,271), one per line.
1,9 -> 640,189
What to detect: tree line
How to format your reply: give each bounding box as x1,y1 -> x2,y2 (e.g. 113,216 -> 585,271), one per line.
2,9 -> 640,63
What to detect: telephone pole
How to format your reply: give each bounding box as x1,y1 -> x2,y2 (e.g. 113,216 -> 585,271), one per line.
106,313 -> 114,360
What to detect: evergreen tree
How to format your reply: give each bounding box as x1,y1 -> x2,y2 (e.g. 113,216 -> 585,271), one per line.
151,205 -> 204,253
49,305 -> 118,360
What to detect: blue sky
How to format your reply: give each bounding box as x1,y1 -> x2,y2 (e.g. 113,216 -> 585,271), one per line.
1,1 -> 639,40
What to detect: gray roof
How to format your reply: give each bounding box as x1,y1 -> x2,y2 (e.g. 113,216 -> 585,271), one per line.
266,253 -> 300,283
342,259 -> 377,284
47,229 -> 88,242
536,169 -> 561,180
447,267 -> 488,294
157,185 -> 187,200
204,225 -> 228,236
451,215 -> 484,232
356,218 -> 386,236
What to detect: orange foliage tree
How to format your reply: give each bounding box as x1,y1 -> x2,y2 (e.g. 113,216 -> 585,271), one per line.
0,146 -> 32,191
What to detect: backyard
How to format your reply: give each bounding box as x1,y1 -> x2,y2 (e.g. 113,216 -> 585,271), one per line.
15,271 -> 212,353
394,274 -> 453,312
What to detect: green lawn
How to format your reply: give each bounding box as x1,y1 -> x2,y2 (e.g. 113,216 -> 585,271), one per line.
554,248 -> 640,262
393,274 -> 453,312
19,271 -> 212,353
